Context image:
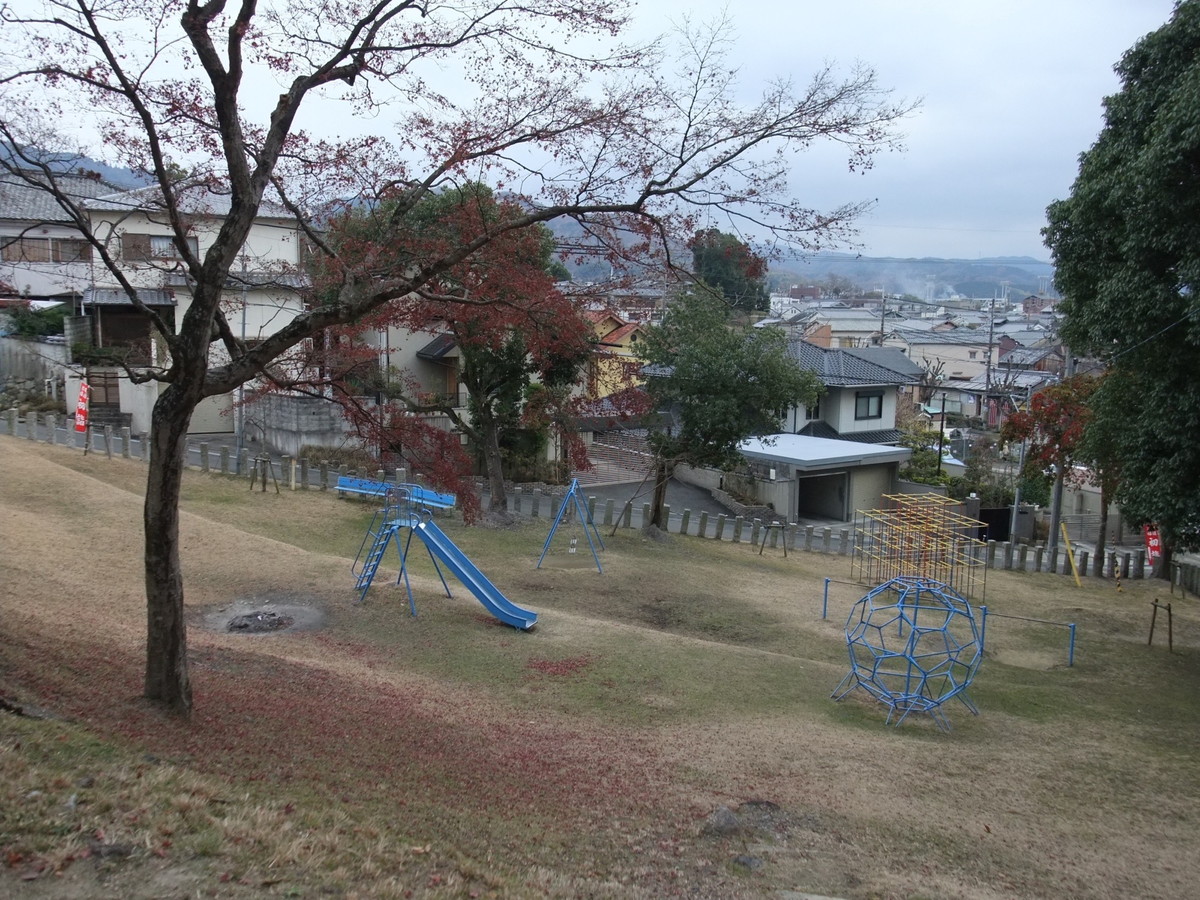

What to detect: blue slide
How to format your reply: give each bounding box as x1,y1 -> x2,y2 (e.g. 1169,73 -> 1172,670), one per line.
413,519 -> 538,631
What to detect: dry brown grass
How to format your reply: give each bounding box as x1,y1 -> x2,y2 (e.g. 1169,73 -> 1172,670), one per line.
2,436 -> 1200,899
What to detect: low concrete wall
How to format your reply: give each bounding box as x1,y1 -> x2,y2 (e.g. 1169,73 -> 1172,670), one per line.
258,393 -> 355,457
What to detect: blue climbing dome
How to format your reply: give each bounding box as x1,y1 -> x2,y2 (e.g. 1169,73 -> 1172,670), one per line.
832,576 -> 982,731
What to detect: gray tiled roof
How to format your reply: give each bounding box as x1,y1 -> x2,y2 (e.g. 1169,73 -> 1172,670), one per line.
84,184 -> 292,219
788,340 -> 920,386
0,171 -> 127,222
83,287 -> 175,306
887,326 -> 991,346
797,420 -> 903,444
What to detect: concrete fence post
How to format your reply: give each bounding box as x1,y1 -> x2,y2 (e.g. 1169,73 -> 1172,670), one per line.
1002,542 -> 1013,570
822,527 -> 832,553
27,412 -> 38,441
839,528 -> 850,556
588,497 -> 597,523
642,502 -> 652,527
139,433 -> 149,461
698,510 -> 709,538
1133,548 -> 1146,580
513,488 -> 523,514
1078,549 -> 1089,577
219,447 -> 230,475
45,413 -> 55,444
621,501 -> 632,528
680,508 -> 691,536
1018,544 -> 1029,572
200,442 -> 210,473
1121,551 -> 1132,580
715,513 -> 726,540
299,457 -> 309,490
103,425 -> 114,459
6,408 -> 16,435
531,492 -> 541,518
804,525 -> 814,551
603,497 -> 613,526
986,541 -> 997,568
733,516 -> 744,543
750,518 -> 761,546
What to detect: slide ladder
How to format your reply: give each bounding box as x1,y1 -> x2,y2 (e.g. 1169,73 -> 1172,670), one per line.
353,506 -> 408,606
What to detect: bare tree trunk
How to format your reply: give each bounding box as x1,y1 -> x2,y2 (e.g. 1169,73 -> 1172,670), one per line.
649,457 -> 671,530
1154,541 -> 1174,581
478,407 -> 508,513
1095,481 -> 1111,577
142,383 -> 198,717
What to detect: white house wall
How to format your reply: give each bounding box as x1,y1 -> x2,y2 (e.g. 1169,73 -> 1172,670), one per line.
823,386 -> 898,436
0,222 -> 93,299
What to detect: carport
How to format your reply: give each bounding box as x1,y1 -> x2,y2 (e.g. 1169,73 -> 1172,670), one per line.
739,434 -> 912,523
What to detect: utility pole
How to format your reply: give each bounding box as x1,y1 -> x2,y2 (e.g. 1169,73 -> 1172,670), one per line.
984,296 -> 996,427
936,391 -> 948,474
1047,350 -> 1075,555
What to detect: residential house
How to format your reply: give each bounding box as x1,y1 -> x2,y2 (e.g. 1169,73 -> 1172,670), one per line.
0,169 -> 125,303
1021,295 -> 1058,316
780,341 -> 921,444
584,308 -> 644,399
882,324 -> 998,387
69,184 -> 308,436
668,341 -> 919,522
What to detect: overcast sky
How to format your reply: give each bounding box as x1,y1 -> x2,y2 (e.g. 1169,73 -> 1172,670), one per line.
617,0 -> 1178,260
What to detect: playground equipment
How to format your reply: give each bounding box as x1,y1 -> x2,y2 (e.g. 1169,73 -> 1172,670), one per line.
353,485 -> 537,630
832,576 -> 982,731
537,478 -> 604,573
853,492 -> 987,599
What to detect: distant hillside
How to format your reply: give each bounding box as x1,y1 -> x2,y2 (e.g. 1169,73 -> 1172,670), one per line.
2,147 -> 147,190
770,252 -> 1056,300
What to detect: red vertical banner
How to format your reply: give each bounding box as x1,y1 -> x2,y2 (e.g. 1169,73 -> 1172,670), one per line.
1143,525 -> 1162,564
73,381 -> 91,433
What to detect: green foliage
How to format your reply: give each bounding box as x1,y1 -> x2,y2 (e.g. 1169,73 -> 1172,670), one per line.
946,439 -> 1013,507
638,291 -> 822,472
689,229 -> 769,313
897,427 -> 951,486
1044,2 -> 1200,548
5,302 -> 66,337
1017,467 -> 1052,508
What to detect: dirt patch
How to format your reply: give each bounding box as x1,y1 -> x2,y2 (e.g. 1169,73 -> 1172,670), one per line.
198,594 -> 327,635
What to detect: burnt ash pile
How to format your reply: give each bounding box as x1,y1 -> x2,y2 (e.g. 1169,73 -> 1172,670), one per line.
227,611 -> 294,633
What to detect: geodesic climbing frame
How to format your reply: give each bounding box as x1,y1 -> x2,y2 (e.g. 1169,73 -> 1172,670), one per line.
852,492 -> 987,600
831,576 -> 982,731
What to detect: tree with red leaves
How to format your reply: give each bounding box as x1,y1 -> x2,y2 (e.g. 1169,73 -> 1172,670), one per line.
319,183 -> 592,519
1001,373 -> 1119,562
689,228 -> 769,314
1,0 -> 914,716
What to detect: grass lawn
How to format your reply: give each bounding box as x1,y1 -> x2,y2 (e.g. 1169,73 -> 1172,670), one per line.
2,436 -> 1199,899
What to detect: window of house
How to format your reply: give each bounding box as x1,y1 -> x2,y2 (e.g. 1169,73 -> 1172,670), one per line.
805,399 -> 821,420
2,237 -> 52,262
855,391 -> 883,420
3,237 -> 93,262
149,235 -> 199,259
968,350 -> 978,360
53,239 -> 92,262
